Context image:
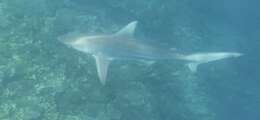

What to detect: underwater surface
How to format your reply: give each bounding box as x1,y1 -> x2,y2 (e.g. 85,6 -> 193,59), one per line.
0,0 -> 259,120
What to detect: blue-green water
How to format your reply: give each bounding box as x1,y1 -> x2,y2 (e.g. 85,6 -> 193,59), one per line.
0,0 -> 258,120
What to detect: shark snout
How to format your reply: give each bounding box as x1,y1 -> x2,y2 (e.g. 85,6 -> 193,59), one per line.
58,32 -> 84,45
57,36 -> 74,44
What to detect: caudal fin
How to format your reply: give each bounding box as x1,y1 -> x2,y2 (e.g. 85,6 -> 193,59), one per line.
180,52 -> 243,73
186,62 -> 200,73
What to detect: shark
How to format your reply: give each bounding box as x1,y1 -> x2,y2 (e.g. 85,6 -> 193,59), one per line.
59,21 -> 243,85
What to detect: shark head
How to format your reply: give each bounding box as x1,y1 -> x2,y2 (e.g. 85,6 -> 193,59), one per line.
58,21 -> 138,55
58,32 -> 82,46
58,32 -> 105,54
58,32 -> 85,51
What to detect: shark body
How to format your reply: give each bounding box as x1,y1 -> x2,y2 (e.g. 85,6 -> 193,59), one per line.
59,21 -> 242,85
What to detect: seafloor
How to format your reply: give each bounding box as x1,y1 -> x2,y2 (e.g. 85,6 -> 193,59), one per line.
0,0 -> 255,120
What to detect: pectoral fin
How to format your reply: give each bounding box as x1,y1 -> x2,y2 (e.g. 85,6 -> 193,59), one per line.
94,55 -> 111,85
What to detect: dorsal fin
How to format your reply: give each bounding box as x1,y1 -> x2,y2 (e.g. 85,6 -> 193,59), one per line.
94,54 -> 111,85
115,21 -> 138,38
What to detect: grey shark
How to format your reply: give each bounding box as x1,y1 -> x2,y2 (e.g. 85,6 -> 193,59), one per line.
59,21 -> 243,85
